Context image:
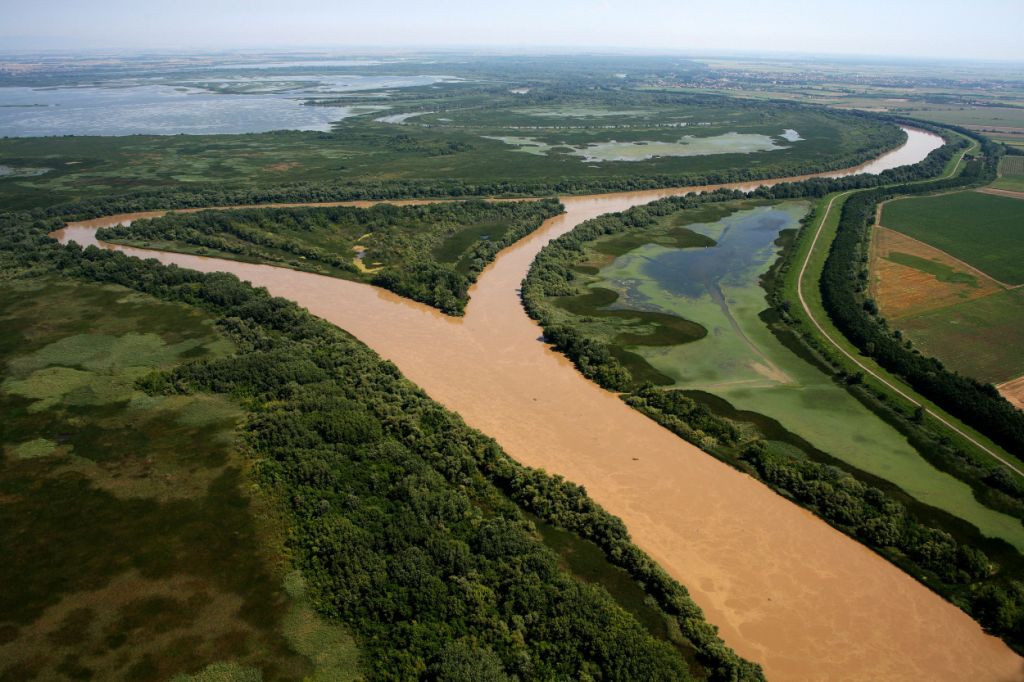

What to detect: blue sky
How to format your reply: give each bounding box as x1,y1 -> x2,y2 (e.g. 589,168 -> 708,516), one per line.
2,0 -> 1022,61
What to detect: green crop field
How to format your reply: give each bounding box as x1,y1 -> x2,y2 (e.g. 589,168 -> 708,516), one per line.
0,279 -> 355,681
0,87 -> 905,210
994,155 -> 1024,192
896,289 -> 1024,385
905,106 -> 1024,129
881,191 -> 1024,284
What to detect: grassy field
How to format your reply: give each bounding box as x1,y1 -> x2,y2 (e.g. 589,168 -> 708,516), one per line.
897,289 -> 1024,385
994,155 -> 1024,192
0,278 -> 358,681
881,190 -> 1024,285
0,88 -> 904,210
904,107 -> 1024,130
544,199 -> 1024,550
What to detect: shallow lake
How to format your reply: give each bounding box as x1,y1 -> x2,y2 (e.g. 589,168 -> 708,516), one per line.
0,75 -> 455,136
488,130 -> 800,162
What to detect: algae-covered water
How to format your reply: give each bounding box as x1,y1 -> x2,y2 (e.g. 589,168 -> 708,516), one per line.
596,203 -> 1024,550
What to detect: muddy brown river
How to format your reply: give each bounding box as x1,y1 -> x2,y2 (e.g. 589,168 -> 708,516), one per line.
54,129 -> 1024,681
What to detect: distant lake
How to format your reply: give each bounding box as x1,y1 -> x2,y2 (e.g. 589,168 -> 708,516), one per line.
0,75 -> 457,136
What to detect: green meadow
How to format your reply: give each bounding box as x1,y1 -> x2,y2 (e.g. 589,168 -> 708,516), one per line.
897,288 -> 1024,385
881,191 -> 1024,284
0,279 -> 356,681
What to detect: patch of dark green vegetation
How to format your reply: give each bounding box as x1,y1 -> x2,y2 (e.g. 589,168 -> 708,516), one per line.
97,199 -> 562,315
553,286 -> 708,346
1,209 -> 764,680
886,252 -> 980,287
0,279 -> 318,681
528,513 -> 709,678
591,225 -> 715,257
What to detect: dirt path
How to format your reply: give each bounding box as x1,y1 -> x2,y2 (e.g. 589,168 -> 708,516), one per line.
978,187 -> 1024,200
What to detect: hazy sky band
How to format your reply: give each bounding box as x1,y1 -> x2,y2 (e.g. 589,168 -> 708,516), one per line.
2,0 -> 1022,60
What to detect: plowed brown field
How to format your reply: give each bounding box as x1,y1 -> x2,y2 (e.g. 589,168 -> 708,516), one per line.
870,226 -> 1003,319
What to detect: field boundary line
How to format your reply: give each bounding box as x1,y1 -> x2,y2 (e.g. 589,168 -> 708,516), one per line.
874,200 -> 1018,290
796,146 -> 1024,477
976,187 -> 1024,201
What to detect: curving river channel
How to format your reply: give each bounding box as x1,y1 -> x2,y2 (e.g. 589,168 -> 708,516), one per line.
54,129 -> 1024,681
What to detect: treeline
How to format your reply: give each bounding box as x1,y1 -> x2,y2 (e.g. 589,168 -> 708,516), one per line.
740,443 -> 992,585
0,210 -> 762,681
818,137 -> 1024,456
97,199 -> 563,315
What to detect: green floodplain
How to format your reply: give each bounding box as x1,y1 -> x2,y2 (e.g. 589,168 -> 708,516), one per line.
0,87 -> 903,210
5,51 -> 1024,679
0,278 -> 360,681
553,200 -> 1024,550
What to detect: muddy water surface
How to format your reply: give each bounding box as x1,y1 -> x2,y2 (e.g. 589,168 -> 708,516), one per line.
55,128 -> 1024,681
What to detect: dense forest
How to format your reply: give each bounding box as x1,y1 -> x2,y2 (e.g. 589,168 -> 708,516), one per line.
0,208 -> 762,681
520,130 -> 1024,653
96,199 -> 562,314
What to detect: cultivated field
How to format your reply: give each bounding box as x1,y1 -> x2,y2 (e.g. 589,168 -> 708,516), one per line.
881,190 -> 1024,285
897,289 -> 1024,385
904,107 -> 1024,130
994,155 -> 1024,193
873,191 -> 1024,393
869,226 -> 1003,318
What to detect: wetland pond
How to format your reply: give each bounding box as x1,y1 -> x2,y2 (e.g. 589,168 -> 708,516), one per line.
487,129 -> 801,162
595,203 -> 1024,551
